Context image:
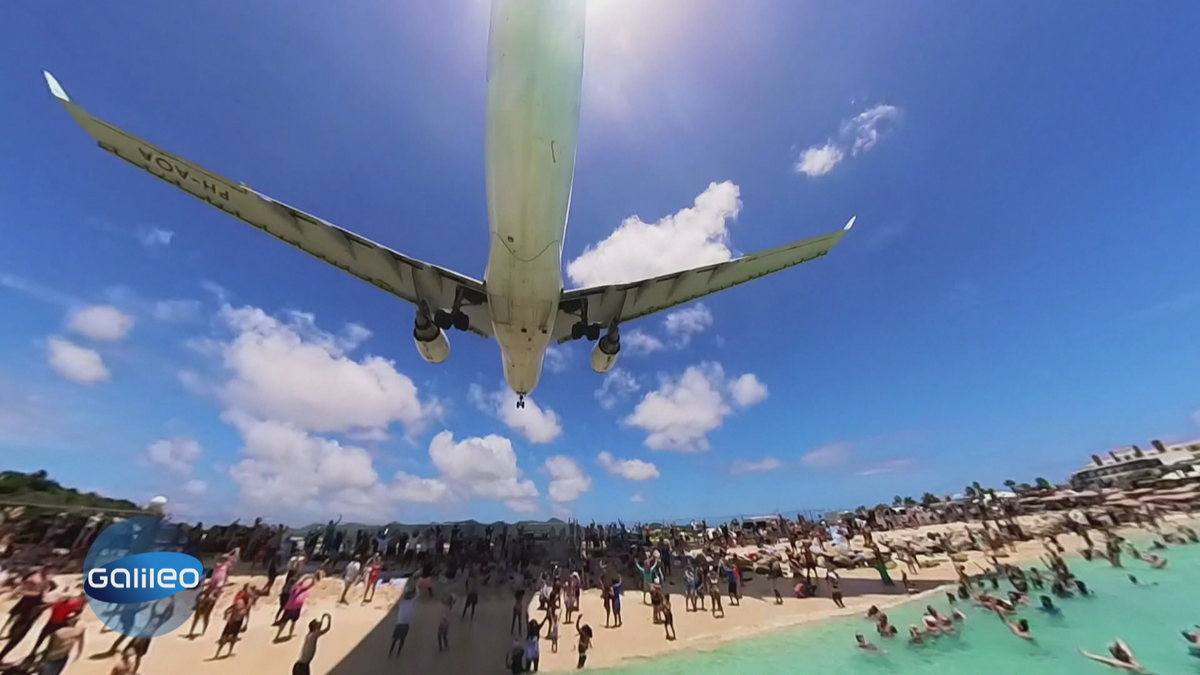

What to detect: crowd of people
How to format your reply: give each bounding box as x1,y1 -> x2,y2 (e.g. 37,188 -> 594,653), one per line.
853,521 -> 1200,672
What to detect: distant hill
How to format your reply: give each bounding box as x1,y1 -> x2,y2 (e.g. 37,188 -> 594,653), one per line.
0,470 -> 143,512
290,517 -> 568,535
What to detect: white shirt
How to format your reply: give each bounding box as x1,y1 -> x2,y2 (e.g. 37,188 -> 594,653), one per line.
343,561 -> 361,582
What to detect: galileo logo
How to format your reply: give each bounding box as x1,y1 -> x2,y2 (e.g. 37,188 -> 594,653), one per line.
84,516 -> 204,638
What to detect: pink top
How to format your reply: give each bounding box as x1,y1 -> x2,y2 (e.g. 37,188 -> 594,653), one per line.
286,584 -> 311,611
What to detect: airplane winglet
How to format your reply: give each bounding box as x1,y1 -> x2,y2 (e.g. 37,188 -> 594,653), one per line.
843,216 -> 856,231
43,71 -> 70,102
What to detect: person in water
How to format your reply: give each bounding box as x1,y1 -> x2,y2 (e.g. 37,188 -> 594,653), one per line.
1037,595 -> 1062,617
855,633 -> 883,653
1080,639 -> 1145,672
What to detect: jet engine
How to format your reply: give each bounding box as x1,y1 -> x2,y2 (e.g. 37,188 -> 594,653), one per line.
590,329 -> 620,374
414,313 -> 450,364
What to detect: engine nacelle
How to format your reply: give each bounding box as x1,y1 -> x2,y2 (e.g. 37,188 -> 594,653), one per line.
414,321 -> 450,364
590,333 -> 620,374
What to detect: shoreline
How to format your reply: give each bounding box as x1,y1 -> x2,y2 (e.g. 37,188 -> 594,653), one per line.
539,515 -> 1195,672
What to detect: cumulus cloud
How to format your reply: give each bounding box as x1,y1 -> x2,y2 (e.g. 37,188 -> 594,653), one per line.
184,479 -> 208,496
794,142 -> 844,177
624,362 -> 766,452
137,227 -> 175,247
631,493 -> 645,504
45,337 -> 109,384
597,451 -> 660,481
544,345 -> 569,373
844,104 -> 900,155
214,305 -> 439,436
729,373 -> 769,407
795,104 -> 900,177
67,305 -> 134,342
144,437 -> 203,475
801,443 -> 849,469
663,303 -> 713,347
468,384 -> 563,444
566,181 -> 741,288
429,431 -> 538,501
543,456 -> 592,503
732,457 -> 783,474
623,330 -> 666,356
595,369 -> 640,410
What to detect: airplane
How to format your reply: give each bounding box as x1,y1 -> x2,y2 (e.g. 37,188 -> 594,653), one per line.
44,0 -> 853,408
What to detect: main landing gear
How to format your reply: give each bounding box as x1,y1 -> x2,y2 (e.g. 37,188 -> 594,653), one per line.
431,288 -> 471,332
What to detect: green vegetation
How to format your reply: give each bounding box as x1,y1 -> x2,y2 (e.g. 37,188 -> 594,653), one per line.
0,470 -> 142,512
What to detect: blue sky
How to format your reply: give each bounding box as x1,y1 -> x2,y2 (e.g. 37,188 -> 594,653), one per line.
3,1 -> 1199,525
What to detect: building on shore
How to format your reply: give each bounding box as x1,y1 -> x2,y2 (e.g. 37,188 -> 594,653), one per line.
1069,438 -> 1200,490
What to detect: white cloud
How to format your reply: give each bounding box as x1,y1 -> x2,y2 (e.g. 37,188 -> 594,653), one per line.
214,305 -> 439,436
855,458 -> 915,477
506,499 -> 539,514
844,104 -> 900,155
662,303 -> 713,347
387,472 -> 454,503
595,368 -> 640,410
183,479 -> 208,496
45,337 -> 109,384
795,104 -> 900,177
544,345 -> 569,373
468,384 -> 563,444
732,457 -> 783,474
0,274 -> 76,306
624,362 -> 765,452
152,299 -> 203,323
66,305 -> 134,342
631,493 -> 645,504
794,142 -> 844,177
566,181 -> 741,288
429,431 -> 539,502
624,330 -> 666,356
597,451 -> 660,481
144,437 -> 203,475
543,456 -> 592,503
137,227 -> 175,247
801,443 -> 849,470
729,373 -> 769,407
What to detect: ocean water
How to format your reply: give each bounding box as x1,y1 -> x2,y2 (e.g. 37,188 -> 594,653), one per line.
609,544 -> 1200,675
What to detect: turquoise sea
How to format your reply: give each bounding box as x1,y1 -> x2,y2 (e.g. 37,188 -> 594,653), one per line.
609,544 -> 1200,675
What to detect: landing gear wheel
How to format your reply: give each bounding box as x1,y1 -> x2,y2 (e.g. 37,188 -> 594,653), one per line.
434,310 -> 453,330
585,323 -> 601,341
517,395 -> 526,409
453,311 -> 469,332
571,322 -> 585,341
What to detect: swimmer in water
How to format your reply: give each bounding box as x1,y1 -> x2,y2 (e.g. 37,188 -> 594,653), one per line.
855,633 -> 883,653
1128,575 -> 1157,587
876,614 -> 898,638
1080,639 -> 1145,672
952,606 -> 967,622
1145,554 -> 1168,570
1037,595 -> 1061,617
995,607 -> 1034,641
866,605 -> 880,620
1075,579 -> 1092,596
908,625 -> 924,645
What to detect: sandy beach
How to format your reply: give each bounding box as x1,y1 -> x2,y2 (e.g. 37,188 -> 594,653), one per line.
3,513 -> 1184,675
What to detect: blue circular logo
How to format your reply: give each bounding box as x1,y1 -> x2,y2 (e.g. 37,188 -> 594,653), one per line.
83,516 -> 203,638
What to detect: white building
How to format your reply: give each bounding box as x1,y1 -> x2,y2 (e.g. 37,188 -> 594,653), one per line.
1070,439 -> 1200,490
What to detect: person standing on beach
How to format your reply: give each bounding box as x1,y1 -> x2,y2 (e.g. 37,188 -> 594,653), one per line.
574,616 -> 593,670
292,614 -> 331,675
35,613 -> 84,675
462,575 -> 479,621
601,579 -> 613,627
707,568 -> 723,617
338,557 -> 362,605
724,560 -> 741,607
389,580 -> 417,657
828,571 -> 845,608
276,575 -> 317,641
611,575 -> 624,627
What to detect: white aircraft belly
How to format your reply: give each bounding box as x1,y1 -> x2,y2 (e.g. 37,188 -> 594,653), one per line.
483,0 -> 586,395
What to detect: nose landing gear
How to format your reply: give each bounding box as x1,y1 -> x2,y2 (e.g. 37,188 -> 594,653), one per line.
516,395 -> 526,409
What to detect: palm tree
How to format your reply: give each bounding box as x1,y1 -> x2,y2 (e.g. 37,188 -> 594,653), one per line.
920,492 -> 940,506
903,496 -> 918,507
892,495 -> 904,507
964,485 -> 978,499
1035,477 -> 1053,490
1003,479 -> 1017,491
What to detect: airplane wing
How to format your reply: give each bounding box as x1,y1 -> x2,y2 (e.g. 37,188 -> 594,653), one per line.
551,219 -> 854,342
43,72 -> 493,338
